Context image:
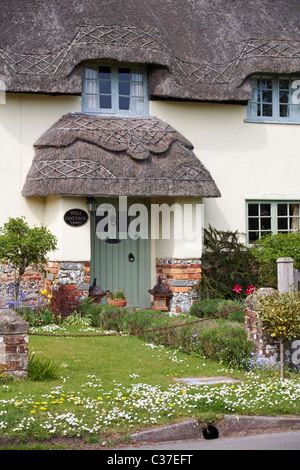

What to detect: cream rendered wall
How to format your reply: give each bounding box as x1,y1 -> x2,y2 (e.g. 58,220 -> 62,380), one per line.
150,101 -> 300,245
1,94 -> 298,265
0,93 -> 90,262
44,196 -> 91,261
151,196 -> 204,259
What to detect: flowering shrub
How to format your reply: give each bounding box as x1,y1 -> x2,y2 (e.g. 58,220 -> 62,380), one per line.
4,283 -> 60,328
49,285 -> 81,321
195,225 -> 261,299
233,284 -> 256,296
258,290 -> 300,378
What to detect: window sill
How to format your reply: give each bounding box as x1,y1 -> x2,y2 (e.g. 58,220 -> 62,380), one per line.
83,110 -> 149,118
244,119 -> 300,125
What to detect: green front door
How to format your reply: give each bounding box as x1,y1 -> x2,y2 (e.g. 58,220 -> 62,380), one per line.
90,198 -> 151,308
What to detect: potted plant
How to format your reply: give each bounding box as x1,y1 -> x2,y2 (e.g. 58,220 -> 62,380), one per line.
107,289 -> 127,307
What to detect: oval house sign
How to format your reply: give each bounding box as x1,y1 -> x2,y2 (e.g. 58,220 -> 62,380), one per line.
64,209 -> 88,227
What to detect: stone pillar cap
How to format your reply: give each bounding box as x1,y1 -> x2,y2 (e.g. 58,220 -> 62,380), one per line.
0,309 -> 29,334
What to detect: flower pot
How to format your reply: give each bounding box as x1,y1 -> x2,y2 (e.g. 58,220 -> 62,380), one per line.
108,298 -> 127,307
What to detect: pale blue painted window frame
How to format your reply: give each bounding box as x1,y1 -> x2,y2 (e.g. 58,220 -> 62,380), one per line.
82,62 -> 149,116
245,75 -> 300,124
246,200 -> 300,245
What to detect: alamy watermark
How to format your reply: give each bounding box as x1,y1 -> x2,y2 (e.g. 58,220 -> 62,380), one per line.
290,339 -> 300,367
291,80 -> 300,105
95,196 -> 203,252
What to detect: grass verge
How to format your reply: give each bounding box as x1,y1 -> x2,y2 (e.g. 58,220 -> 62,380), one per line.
0,323 -> 299,449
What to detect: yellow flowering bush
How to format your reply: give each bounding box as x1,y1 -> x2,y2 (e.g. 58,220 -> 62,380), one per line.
258,290 -> 300,378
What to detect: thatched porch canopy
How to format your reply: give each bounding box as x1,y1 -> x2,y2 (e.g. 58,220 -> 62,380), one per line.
22,113 -> 220,198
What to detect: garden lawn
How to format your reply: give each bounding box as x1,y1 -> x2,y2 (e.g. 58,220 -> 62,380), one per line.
1,323 -> 300,449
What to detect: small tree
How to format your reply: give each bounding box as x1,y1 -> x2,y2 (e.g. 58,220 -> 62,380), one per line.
0,216 -> 57,302
258,290 -> 300,379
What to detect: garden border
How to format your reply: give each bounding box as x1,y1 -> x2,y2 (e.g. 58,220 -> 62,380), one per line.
29,308 -> 242,338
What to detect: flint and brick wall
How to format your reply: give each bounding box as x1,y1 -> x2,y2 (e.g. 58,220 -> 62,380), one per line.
0,258 -> 199,314
45,261 -> 90,297
0,261 -> 91,308
156,258 -> 201,313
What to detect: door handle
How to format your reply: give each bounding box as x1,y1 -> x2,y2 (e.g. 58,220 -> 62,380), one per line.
128,253 -> 135,262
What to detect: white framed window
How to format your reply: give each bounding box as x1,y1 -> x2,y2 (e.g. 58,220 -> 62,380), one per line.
246,75 -> 300,124
83,63 -> 148,116
246,200 -> 300,244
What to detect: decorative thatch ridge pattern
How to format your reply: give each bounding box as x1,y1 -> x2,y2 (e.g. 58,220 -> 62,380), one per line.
1,0 -> 299,101
22,113 -> 220,198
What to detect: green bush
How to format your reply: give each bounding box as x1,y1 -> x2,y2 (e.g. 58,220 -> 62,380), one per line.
143,319 -> 254,368
189,298 -> 245,323
251,231 -> 300,287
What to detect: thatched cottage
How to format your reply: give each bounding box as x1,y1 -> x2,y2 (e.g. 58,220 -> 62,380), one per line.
0,0 -> 299,312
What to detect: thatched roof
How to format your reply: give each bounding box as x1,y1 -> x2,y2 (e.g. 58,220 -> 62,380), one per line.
1,0 -> 300,101
22,113 -> 220,198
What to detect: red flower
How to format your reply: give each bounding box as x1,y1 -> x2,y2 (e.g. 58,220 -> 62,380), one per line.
233,285 -> 242,293
246,285 -> 255,295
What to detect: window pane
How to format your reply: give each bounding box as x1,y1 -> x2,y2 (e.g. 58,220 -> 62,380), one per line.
131,83 -> 144,97
85,67 -> 98,79
280,105 -> 289,117
289,204 -> 300,230
249,218 -> 259,230
261,79 -> 272,89
100,95 -> 112,109
119,96 -> 130,110
248,204 -> 258,216
99,66 -> 111,79
261,218 -> 271,230
85,80 -> 99,94
262,90 -> 272,103
290,218 -> 300,230
260,204 -> 271,216
278,218 -> 288,230
262,104 -> 273,116
85,94 -> 99,109
289,204 -> 299,216
278,204 -> 287,216
119,81 -> 130,96
279,79 -> 289,90
249,231 -> 259,243
131,70 -> 143,83
99,80 -> 111,94
130,97 -> 144,112
279,90 -> 289,104
118,68 -> 130,81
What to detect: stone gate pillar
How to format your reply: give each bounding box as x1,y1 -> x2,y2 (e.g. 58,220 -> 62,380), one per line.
0,309 -> 29,378
245,288 -> 280,360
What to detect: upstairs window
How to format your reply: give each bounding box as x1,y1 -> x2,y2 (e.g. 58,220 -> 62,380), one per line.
83,64 -> 148,116
246,200 -> 300,244
246,75 -> 300,123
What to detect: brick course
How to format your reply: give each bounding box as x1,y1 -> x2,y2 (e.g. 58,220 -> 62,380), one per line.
0,309 -> 29,378
156,258 -> 201,313
0,260 -> 91,308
